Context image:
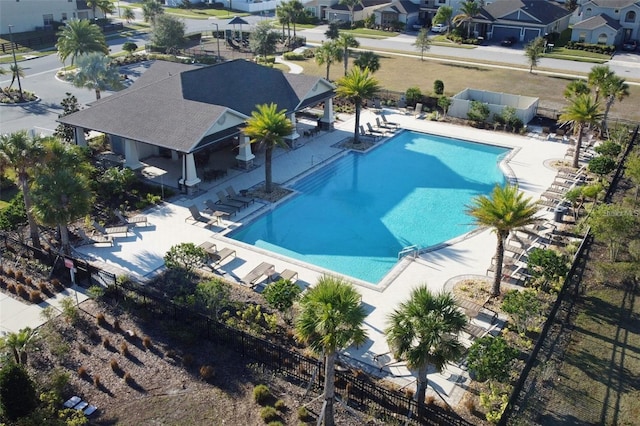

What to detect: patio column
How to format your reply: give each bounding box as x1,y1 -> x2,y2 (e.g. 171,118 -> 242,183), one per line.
74,127 -> 87,147
236,133 -> 255,170
319,98 -> 334,130
182,152 -> 201,190
285,112 -> 300,147
124,139 -> 143,170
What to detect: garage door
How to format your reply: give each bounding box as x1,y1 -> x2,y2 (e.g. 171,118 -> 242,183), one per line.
523,28 -> 542,43
491,26 -> 520,41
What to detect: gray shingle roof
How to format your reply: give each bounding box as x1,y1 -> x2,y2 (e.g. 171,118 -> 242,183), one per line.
587,0 -> 640,8
59,60 -> 333,154
572,13 -> 623,30
480,0 -> 572,25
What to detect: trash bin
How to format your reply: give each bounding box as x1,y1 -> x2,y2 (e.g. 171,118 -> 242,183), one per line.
554,206 -> 567,222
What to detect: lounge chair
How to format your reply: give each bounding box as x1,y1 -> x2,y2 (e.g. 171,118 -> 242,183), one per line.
359,125 -> 380,141
375,117 -> 397,132
216,191 -> 245,209
204,199 -> 237,216
226,186 -> 254,205
381,114 -> 399,128
241,261 -> 275,287
92,221 -> 129,236
77,228 -> 114,247
414,103 -> 424,118
209,246 -> 236,268
198,241 -> 217,255
464,323 -> 489,340
274,269 -> 298,283
114,209 -> 148,227
185,205 -> 218,228
63,396 -> 81,409
366,122 -> 385,136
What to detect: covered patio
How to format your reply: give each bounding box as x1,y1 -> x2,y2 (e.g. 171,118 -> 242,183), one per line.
58,59 -> 336,193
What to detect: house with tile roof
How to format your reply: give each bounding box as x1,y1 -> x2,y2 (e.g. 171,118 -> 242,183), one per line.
58,59 -> 336,192
571,0 -> 640,45
472,0 -> 573,43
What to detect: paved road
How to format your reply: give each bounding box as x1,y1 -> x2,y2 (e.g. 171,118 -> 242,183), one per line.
2,12 -> 639,136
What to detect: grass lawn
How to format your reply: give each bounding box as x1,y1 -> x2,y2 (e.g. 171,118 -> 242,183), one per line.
540,285 -> 640,424
543,47 -> 611,64
292,54 -> 640,122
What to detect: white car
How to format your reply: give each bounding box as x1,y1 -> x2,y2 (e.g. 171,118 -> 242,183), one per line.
431,23 -> 449,33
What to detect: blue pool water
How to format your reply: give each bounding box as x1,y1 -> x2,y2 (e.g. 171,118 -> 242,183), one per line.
230,131 -> 509,284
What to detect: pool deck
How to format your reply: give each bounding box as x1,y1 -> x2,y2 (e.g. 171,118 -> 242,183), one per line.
13,108 -> 570,406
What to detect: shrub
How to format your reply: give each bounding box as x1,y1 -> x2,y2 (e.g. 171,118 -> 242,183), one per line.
51,279 -> 64,291
78,343 -> 89,354
113,319 -> 121,331
16,284 -> 29,299
405,86 -> 422,106
124,372 -> 133,384
274,399 -> 286,411
5,268 -> 14,278
425,395 -> 435,405
0,363 -> 38,421
0,277 -> 5,289
6,282 -> 15,293
37,281 -> 49,293
253,384 -> 271,404
260,406 -> 278,423
297,406 -> 311,421
283,52 -> 305,60
467,336 -> 519,382
103,337 -> 111,349
110,359 -> 119,372
29,290 -> 43,303
433,79 -> 444,95
199,365 -> 215,380
143,336 -> 152,349
93,375 -> 101,387
77,366 -> 88,378
15,270 -> 24,282
96,313 -> 107,327
267,422 -> 283,426
182,353 -> 194,367
24,277 -> 32,287
120,342 -> 129,357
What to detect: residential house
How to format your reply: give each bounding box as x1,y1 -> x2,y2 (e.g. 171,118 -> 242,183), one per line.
0,0 -> 104,33
571,0 -> 640,45
473,0 -> 573,43
57,60 -> 336,193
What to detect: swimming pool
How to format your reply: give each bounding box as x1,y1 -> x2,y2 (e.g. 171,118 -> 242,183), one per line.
230,131 -> 509,284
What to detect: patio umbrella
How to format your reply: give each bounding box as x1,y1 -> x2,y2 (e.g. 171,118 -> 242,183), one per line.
228,16 -> 249,42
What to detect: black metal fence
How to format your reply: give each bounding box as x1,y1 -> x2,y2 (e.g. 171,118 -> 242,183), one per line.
0,233 -> 117,288
0,34 -> 56,53
498,125 -> 639,425
111,276 -> 473,425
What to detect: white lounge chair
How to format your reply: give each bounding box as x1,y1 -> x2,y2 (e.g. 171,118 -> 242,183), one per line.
92,221 -> 129,236
242,262 -> 275,287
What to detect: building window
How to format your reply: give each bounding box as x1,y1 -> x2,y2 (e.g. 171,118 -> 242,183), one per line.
578,32 -> 586,42
585,7 -> 592,17
62,13 -> 67,21
597,33 -> 608,44
43,14 -> 54,26
625,11 -> 636,22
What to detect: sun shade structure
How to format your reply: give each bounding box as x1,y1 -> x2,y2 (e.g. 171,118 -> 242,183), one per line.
58,59 -> 336,192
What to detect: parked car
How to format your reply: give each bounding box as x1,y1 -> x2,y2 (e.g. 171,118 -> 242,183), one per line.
431,23 -> 449,33
501,36 -> 517,47
622,40 -> 637,51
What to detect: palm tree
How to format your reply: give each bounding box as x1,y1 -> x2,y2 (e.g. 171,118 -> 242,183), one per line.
31,138 -> 94,255
86,0 -> 114,19
433,5 -> 453,32
55,19 -> 108,66
6,64 -> 25,92
244,103 -> 294,194
353,51 -> 380,73
563,79 -> 590,99
587,65 -> 612,103
276,1 -> 292,43
335,66 -> 380,144
524,37 -> 545,73
336,33 -> 360,76
295,275 -> 367,426
72,52 -> 124,100
386,287 -> 466,414
289,0 -> 305,38
0,131 -> 45,249
315,41 -> 342,80
0,327 -> 37,365
601,75 -> 629,133
122,8 -> 136,23
466,184 -> 539,296
453,1 -> 480,39
559,93 -> 603,168
142,0 -> 164,24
